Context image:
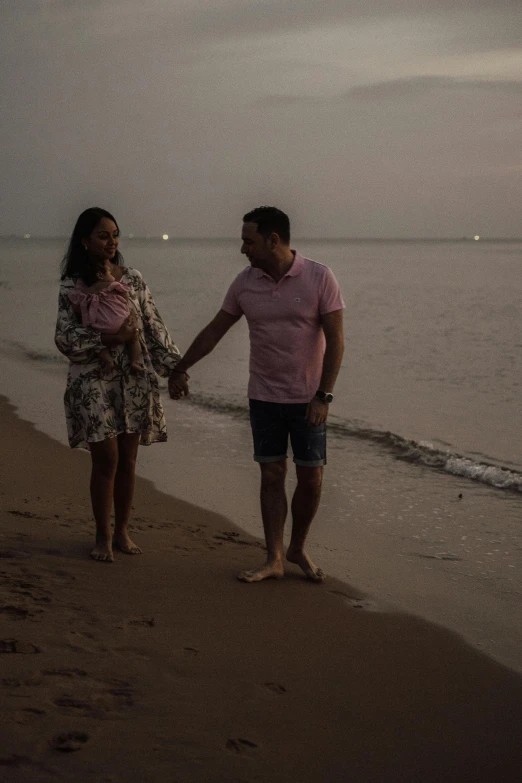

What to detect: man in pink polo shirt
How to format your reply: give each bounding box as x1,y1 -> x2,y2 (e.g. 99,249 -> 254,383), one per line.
169,207 -> 344,583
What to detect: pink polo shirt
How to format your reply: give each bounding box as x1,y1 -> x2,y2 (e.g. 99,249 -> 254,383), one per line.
222,252 -> 344,403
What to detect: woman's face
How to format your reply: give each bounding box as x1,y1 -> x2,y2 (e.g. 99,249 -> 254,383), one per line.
83,218 -> 119,263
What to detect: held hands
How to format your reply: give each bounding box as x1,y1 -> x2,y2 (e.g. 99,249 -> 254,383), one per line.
306,397 -> 329,426
168,369 -> 190,399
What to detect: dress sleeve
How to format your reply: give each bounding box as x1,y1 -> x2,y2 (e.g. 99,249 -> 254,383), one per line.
130,270 -> 182,377
54,280 -> 104,363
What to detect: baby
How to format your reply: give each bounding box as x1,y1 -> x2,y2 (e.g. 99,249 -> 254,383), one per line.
68,259 -> 143,375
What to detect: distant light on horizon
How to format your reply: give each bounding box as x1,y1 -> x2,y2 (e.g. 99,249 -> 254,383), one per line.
474,235 -> 480,241
162,234 -> 169,240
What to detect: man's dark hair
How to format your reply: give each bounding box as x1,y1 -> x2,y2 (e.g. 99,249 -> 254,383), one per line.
243,206 -> 290,245
60,207 -> 123,280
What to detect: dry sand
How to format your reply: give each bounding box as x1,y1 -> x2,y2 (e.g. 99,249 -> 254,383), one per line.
1,394 -> 522,783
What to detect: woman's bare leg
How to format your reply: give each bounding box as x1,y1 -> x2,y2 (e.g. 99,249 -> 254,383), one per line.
89,438 -> 119,562
113,432 -> 142,554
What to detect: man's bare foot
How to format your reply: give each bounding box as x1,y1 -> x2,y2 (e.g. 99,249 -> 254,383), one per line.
90,543 -> 114,562
286,548 -> 326,582
237,560 -> 285,583
113,532 -> 142,555
130,362 -> 144,375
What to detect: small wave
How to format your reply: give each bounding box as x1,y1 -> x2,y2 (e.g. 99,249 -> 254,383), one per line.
184,392 -> 522,494
330,423 -> 522,493
23,349 -> 66,364
0,341 -> 67,365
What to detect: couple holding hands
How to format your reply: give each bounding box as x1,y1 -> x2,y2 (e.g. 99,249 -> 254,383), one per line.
55,205 -> 344,582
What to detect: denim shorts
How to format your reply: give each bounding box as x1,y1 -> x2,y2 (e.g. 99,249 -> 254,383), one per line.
249,399 -> 327,467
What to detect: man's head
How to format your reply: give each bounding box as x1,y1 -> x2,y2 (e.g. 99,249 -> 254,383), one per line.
241,206 -> 291,268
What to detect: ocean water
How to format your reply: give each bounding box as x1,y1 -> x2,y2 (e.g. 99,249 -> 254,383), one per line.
1,236 -> 521,670
1,236 -> 521,488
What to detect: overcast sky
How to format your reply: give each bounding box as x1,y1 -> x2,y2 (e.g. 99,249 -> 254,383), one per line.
1,0 -> 521,237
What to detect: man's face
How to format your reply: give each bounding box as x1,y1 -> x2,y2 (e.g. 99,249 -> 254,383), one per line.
240,221 -> 272,268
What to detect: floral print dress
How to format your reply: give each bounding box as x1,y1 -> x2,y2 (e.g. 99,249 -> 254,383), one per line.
55,267 -> 181,449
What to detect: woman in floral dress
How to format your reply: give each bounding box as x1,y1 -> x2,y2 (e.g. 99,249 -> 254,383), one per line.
55,207 -> 186,562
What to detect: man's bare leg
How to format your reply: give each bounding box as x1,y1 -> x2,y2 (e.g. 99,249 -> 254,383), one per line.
238,460 -> 287,582
89,438 -> 118,562
286,465 -> 325,581
113,432 -> 142,554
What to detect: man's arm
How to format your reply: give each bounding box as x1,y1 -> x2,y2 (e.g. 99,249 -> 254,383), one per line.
307,309 -> 344,425
168,309 -> 241,399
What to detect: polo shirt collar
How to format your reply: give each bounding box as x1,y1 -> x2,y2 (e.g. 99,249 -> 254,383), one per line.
253,250 -> 304,279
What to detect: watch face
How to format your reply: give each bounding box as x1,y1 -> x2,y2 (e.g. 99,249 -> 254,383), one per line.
316,391 -> 334,403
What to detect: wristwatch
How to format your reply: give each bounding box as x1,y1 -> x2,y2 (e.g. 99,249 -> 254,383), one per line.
315,390 -> 334,404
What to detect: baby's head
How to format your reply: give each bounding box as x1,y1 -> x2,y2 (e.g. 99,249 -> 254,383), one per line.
96,260 -> 115,283
79,258 -> 115,287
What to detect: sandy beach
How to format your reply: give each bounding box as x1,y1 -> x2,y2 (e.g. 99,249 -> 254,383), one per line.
1,394 -> 522,782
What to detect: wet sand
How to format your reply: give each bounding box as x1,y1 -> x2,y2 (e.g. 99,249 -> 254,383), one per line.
1,395 -> 522,782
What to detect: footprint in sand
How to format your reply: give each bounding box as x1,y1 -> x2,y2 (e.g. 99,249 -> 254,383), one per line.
50,669 -> 135,719
8,510 -> 42,520
0,604 -> 33,619
127,616 -> 155,627
15,707 -> 46,724
328,589 -> 375,610
42,668 -> 88,679
213,532 -> 264,548
226,738 -> 258,755
1,676 -> 42,688
263,682 -> 287,695
53,687 -> 134,718
49,732 -> 89,752
0,639 -> 40,654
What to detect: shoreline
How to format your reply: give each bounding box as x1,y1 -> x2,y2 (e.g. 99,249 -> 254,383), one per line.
2,395 -> 522,781
1,353 -> 522,676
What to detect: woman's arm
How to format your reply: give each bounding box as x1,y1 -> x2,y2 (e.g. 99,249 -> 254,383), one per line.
54,284 -> 105,364
129,270 -> 182,377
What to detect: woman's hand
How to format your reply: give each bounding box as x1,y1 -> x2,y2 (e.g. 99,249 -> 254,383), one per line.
118,314 -> 138,343
101,315 -> 137,346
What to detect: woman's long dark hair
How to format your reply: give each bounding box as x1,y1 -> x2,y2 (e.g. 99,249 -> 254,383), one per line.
60,207 -> 124,280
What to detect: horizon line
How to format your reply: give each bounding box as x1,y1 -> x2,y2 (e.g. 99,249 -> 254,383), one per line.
1,235 -> 522,243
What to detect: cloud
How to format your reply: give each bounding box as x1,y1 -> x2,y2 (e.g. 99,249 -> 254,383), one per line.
170,0 -> 522,53
1,0 -> 520,237
259,76 -> 522,106
347,76 -> 522,100
3,0 -> 521,52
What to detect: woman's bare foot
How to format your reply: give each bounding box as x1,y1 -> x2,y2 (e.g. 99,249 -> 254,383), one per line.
237,560 -> 285,583
113,532 -> 142,555
90,542 -> 114,562
286,547 -> 326,582
129,362 -> 144,375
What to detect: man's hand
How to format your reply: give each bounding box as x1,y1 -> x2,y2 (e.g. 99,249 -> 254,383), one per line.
306,397 -> 329,426
168,369 -> 189,399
